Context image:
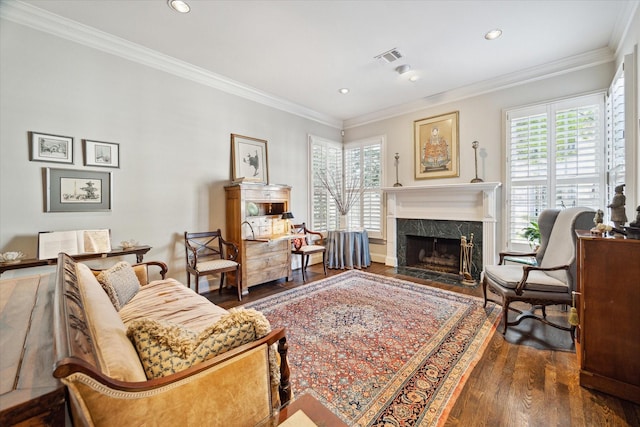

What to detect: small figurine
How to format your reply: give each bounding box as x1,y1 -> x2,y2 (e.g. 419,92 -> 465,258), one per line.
593,209 -> 604,225
607,184 -> 627,229
630,205 -> 640,228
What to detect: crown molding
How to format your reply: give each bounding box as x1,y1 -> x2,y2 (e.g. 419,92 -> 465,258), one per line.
343,47 -> 615,129
0,1 -> 343,130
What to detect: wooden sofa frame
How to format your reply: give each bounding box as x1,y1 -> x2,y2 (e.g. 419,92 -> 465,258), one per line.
52,253 -> 292,421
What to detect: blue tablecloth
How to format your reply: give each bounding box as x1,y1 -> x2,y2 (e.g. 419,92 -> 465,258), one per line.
326,229 -> 371,269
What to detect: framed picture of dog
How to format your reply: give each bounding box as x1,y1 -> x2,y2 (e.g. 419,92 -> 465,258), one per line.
231,134 -> 269,184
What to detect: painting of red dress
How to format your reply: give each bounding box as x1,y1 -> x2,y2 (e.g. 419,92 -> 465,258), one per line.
414,111 -> 459,179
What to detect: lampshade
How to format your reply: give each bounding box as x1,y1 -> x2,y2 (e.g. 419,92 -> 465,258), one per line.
281,212 -> 294,220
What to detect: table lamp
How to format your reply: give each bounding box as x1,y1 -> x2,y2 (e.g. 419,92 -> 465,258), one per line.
281,212 -> 294,234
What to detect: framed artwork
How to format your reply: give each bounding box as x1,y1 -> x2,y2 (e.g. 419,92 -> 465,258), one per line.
83,140 -> 120,168
231,134 -> 269,184
44,168 -> 112,212
414,111 -> 459,179
29,131 -> 74,164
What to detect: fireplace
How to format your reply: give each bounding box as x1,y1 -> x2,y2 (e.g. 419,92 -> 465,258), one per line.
397,218 -> 483,279
383,182 -> 502,280
406,235 -> 460,274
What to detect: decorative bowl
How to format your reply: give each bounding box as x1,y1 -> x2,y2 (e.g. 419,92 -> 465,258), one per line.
0,251 -> 25,264
247,202 -> 259,216
120,240 -> 139,249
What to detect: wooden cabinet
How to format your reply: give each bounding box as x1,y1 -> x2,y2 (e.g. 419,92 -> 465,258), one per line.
225,183 -> 292,293
575,231 -> 640,404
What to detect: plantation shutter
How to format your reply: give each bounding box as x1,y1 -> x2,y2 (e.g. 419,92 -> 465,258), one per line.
506,93 -> 604,249
507,109 -> 549,245
309,135 -> 342,231
343,137 -> 384,238
310,134 -> 384,238
606,63 -> 626,213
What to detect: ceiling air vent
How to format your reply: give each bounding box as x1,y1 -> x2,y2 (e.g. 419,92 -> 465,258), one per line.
374,48 -> 403,64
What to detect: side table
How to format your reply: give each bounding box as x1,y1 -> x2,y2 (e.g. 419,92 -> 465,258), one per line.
278,394 -> 347,426
0,245 -> 152,276
326,229 -> 370,269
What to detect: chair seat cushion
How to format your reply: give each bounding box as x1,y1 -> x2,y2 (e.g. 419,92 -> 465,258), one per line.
484,265 -> 568,293
296,244 -> 325,254
196,259 -> 238,272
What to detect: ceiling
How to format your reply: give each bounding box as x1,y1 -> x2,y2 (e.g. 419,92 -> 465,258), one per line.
13,0 -> 639,127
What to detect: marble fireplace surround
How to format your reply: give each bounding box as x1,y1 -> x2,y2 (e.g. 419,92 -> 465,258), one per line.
383,182 -> 502,274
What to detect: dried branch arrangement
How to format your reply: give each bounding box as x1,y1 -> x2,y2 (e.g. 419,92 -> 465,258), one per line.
316,171 -> 364,215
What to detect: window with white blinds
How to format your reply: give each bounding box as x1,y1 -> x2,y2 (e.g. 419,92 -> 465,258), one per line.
309,134 -> 385,239
606,63 -> 626,207
505,93 -> 606,249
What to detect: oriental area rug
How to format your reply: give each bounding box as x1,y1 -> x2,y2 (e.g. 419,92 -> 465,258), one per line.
246,270 -> 501,426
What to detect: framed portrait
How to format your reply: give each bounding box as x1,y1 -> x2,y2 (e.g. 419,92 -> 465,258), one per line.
83,140 -> 120,168
231,134 -> 269,184
414,111 -> 459,179
44,168 -> 112,212
29,131 -> 74,164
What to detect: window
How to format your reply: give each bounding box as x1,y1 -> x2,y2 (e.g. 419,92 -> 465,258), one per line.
309,134 -> 385,239
606,63 -> 626,209
505,93 -> 606,249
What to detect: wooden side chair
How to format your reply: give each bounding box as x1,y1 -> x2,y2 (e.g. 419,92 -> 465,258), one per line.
291,223 -> 326,282
184,230 -> 242,300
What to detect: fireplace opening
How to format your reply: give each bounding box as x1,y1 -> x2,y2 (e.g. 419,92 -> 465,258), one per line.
406,235 -> 460,275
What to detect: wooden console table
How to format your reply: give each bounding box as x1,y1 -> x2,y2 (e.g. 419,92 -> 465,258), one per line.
0,245 -> 151,276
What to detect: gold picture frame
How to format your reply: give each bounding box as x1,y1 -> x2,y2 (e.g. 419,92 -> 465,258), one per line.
414,111 -> 459,179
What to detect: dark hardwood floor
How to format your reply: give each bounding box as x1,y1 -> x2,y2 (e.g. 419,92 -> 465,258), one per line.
203,263 -> 640,426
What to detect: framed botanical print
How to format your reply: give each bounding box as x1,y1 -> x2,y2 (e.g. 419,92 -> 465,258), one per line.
414,111 -> 459,179
231,134 -> 269,184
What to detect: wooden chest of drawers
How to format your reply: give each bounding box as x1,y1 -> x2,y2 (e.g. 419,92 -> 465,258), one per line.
225,183 -> 292,293
575,232 -> 640,404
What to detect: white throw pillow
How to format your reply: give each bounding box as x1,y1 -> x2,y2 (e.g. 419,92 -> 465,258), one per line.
97,261 -> 141,311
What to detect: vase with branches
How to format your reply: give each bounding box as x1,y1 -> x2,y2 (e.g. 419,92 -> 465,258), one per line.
316,170 -> 365,230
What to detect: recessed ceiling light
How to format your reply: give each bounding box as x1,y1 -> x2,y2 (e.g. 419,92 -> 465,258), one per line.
338,88 -> 350,94
168,0 -> 190,13
484,29 -> 502,40
409,75 -> 419,82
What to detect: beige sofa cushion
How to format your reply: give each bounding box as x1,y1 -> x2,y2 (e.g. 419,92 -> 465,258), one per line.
119,278 -> 228,332
76,263 -> 147,382
127,308 -> 272,379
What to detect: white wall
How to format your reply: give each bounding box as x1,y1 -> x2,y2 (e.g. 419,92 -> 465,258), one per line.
345,63 -> 618,259
0,19 -> 340,283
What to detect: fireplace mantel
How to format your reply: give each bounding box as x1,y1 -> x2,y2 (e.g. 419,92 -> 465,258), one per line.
383,182 -> 502,269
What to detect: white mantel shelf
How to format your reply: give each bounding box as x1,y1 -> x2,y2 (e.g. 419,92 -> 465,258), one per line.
384,182 -> 502,269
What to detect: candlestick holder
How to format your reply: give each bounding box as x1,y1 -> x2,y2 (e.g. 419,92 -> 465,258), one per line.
470,141 -> 483,183
393,153 -> 402,187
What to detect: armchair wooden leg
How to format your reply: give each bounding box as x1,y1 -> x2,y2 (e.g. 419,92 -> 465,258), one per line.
195,273 -> 199,294
322,252 -> 327,276
301,255 -> 307,282
235,268 -> 242,301
219,273 -> 225,295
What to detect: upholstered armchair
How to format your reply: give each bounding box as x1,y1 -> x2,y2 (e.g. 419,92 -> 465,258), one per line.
483,207 -> 595,337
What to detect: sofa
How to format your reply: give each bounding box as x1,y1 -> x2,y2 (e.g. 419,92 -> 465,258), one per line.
52,253 -> 291,426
